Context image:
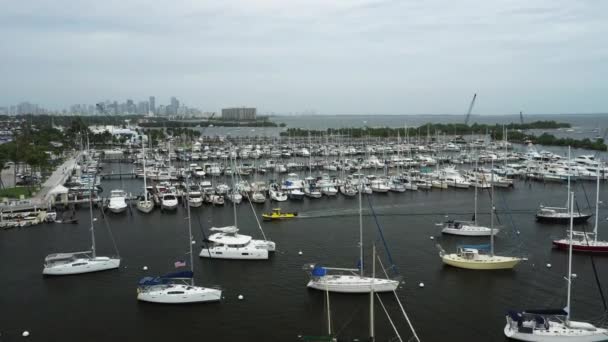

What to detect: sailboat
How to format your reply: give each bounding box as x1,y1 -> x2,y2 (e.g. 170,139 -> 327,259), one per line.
442,159 -> 499,236
137,176 -> 221,304
438,163 -> 522,270
553,167 -> 608,253
505,192 -> 608,341
536,147 -> 592,224
43,158 -> 121,275
200,151 -> 276,260
136,138 -> 154,213
306,176 -> 399,293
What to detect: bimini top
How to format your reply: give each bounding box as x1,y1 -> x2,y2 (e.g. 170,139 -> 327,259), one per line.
508,309 -> 568,321
210,226 -> 239,234
138,271 -> 194,286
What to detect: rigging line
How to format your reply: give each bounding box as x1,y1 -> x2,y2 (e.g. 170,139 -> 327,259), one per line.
194,207 -> 212,259
377,256 -> 421,342
366,195 -> 399,277
376,292 -> 404,342
575,200 -> 608,312
578,178 -> 593,209
497,190 -> 526,254
99,204 -> 120,258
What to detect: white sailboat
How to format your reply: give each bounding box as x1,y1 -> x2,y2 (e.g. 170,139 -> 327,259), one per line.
504,192 -> 608,341
136,139 -> 154,213
442,159 -> 498,237
306,176 -> 399,293
43,166 -> 120,275
138,176 -> 221,304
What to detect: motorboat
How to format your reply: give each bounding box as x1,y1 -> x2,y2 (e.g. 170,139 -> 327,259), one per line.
262,208 -> 298,221
161,193 -> 179,211
107,189 -> 127,213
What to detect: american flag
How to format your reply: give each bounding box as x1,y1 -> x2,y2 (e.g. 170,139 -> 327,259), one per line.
174,260 -> 186,268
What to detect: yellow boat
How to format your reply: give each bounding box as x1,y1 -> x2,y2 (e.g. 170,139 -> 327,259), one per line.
262,208 -> 298,221
438,245 -> 521,270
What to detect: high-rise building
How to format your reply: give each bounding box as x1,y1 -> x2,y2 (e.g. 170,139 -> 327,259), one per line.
221,107 -> 256,121
169,97 -> 179,115
149,96 -> 155,114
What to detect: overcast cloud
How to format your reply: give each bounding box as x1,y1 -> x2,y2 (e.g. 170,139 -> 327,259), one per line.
1,0 -> 606,114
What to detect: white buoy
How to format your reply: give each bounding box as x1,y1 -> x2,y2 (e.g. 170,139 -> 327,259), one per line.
298,250 -> 303,255
238,294 -> 244,300
419,282 -> 425,288
142,266 -> 148,271
430,236 -> 435,240
516,231 -> 520,235
546,263 -> 552,268
22,331 -> 30,337
572,273 -> 578,279
191,240 -> 196,245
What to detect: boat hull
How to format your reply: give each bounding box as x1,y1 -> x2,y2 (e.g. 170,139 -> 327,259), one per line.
442,227 -> 498,236
552,240 -> 608,253
137,285 -> 221,304
307,275 -> 399,293
442,255 -> 521,270
136,201 -> 154,214
536,214 -> 592,224
504,323 -> 608,341
199,247 -> 269,260
108,205 -> 127,214
43,257 -> 121,275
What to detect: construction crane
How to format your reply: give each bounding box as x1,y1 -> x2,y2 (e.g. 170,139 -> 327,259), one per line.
519,111 -> 524,125
464,93 -> 477,126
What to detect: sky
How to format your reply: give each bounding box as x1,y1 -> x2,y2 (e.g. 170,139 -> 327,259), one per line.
1,0 -> 607,115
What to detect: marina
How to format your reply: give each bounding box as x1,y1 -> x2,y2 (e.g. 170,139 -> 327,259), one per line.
1,128 -> 608,341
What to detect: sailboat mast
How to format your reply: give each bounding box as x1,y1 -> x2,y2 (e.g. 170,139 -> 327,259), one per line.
370,244 -> 375,341
474,158 -> 478,225
186,175 -> 195,286
359,173 -> 364,276
231,152 -> 238,228
490,159 -> 495,257
326,284 -> 332,336
142,138 -> 148,202
567,191 -> 574,321
86,134 -> 96,258
567,146 -> 571,209
594,167 -> 600,241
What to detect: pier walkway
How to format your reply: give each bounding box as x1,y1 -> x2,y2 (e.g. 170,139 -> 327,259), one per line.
0,153 -> 81,211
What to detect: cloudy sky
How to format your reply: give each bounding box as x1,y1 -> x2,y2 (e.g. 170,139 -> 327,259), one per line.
1,0 -> 606,114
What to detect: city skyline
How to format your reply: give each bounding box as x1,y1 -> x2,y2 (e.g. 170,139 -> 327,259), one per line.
1,1 -> 607,115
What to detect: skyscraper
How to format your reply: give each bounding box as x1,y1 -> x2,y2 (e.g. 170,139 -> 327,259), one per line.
149,96 -> 155,114
170,97 -> 179,115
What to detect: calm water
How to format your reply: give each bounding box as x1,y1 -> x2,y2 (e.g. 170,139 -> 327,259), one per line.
1,165 -> 608,341
201,114 -> 608,138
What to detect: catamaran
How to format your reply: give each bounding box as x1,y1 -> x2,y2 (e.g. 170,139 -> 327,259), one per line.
306,176 -> 399,293
138,177 -> 221,304
505,192 -> 608,341
200,152 -> 276,260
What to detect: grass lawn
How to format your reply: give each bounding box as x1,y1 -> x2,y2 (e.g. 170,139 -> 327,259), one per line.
0,187 -> 34,199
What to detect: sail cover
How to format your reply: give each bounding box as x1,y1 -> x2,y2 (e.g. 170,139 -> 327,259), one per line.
311,266 -> 327,277
162,271 -> 194,279
459,244 -> 491,250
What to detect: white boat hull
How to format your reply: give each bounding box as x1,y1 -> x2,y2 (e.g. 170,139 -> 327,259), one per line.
43,257 -> 120,275
307,275 -> 399,293
200,246 -> 269,259
108,205 -> 127,214
442,226 -> 499,236
137,284 -> 221,304
504,322 -> 608,341
136,201 -> 154,213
